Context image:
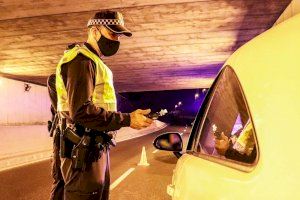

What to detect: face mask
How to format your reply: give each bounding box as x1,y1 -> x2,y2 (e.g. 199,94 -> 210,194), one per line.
96,28 -> 120,57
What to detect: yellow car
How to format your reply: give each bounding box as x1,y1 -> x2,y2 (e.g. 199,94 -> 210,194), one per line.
154,14 -> 300,200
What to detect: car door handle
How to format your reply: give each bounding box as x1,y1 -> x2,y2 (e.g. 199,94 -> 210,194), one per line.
167,184 -> 175,197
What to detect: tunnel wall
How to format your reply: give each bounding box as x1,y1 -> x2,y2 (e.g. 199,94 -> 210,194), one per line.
0,77 -> 51,125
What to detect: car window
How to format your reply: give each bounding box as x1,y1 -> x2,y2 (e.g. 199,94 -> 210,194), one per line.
196,66 -> 258,165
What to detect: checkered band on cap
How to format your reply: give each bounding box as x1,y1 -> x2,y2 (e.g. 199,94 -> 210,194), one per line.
87,18 -> 125,27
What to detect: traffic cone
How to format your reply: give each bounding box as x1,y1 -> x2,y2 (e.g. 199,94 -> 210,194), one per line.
138,146 -> 150,166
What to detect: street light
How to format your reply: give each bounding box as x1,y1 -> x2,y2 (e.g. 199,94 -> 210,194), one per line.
195,93 -> 199,99
178,101 -> 182,106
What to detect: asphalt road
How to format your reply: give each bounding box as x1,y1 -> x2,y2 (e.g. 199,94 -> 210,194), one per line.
0,125 -> 190,200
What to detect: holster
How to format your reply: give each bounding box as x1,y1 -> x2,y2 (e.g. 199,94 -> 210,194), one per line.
71,135 -> 91,171
61,126 -> 90,171
59,118 -> 73,158
59,120 -> 116,171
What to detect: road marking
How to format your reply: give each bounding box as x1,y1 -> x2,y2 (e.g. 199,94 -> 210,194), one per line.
152,149 -> 159,154
110,167 -> 135,190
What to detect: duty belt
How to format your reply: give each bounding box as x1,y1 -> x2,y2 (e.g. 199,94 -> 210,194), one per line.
60,125 -> 116,171
62,125 -> 117,149
63,127 -> 104,146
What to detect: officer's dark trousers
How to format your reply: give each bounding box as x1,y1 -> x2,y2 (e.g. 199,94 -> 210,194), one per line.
50,136 -> 65,200
60,148 -> 110,200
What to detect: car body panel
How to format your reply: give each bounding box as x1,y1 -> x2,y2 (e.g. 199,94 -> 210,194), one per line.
170,14 -> 300,200
171,154 -> 264,200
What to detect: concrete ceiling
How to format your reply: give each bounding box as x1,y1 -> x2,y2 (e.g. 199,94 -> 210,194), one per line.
0,0 -> 290,92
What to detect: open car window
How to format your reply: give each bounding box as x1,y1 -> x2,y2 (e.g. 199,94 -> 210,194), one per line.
195,66 -> 258,166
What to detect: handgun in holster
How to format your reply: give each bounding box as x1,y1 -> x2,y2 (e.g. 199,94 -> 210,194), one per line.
60,122 -> 116,170
60,126 -> 91,171
59,118 -> 73,158
71,134 -> 91,171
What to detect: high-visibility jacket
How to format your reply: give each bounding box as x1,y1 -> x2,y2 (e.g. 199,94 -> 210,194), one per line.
56,44 -> 117,112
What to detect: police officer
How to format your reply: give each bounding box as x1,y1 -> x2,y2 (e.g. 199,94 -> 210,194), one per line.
54,10 -> 153,200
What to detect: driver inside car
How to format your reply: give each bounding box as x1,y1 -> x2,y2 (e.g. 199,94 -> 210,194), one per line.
214,121 -> 257,163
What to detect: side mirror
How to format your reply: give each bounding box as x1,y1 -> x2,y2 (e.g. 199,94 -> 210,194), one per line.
153,132 -> 183,152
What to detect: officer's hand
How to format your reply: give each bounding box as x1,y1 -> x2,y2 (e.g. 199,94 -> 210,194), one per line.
130,109 -> 153,130
215,132 -> 230,156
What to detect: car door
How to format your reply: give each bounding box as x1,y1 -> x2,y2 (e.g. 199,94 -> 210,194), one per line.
170,66 -> 260,200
